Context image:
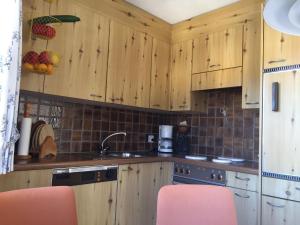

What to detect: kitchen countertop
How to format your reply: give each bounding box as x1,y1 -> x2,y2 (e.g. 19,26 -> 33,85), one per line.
14,152 -> 259,175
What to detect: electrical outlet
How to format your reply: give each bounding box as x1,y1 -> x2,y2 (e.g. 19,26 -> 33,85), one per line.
147,134 -> 155,143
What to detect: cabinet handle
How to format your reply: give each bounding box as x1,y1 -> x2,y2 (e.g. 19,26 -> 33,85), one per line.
209,64 -> 221,68
295,187 -> 300,191
268,59 -> 286,64
235,176 -> 250,181
234,193 -> 250,199
266,201 -> 285,208
152,104 -> 161,107
272,82 -> 279,112
245,102 -> 259,105
178,105 -> 186,108
90,94 -> 102,98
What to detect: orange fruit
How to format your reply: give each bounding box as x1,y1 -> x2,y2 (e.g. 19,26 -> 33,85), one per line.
47,64 -> 54,75
22,63 -> 34,72
38,64 -> 48,73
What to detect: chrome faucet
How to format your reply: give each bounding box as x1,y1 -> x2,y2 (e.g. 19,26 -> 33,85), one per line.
100,132 -> 127,154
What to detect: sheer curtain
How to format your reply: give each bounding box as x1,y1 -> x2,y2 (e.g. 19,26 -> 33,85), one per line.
0,0 -> 22,174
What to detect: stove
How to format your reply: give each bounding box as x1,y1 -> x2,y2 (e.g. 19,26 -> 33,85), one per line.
173,162 -> 226,186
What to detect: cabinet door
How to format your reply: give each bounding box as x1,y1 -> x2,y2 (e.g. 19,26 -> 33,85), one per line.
106,21 -> 152,108
208,31 -> 223,71
192,34 -> 209,74
44,1 -> 109,102
222,25 -> 243,69
116,162 -> 173,225
170,40 -> 193,111
242,19 -> 262,109
228,188 -> 258,225
262,71 -> 300,175
264,23 -> 300,69
262,196 -> 300,225
150,39 -> 170,110
21,0 -> 48,92
0,170 -> 52,192
73,182 -> 117,225
221,67 -> 242,88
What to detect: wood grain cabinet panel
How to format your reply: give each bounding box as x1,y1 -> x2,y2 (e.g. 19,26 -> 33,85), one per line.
44,1 -> 109,102
115,162 -> 173,225
208,30 -> 224,71
262,196 -> 300,225
170,40 -> 193,111
73,182 -> 117,225
228,188 -> 258,225
262,71 -> 300,176
242,19 -> 261,109
192,34 -> 209,74
150,39 -> 170,110
264,23 -> 300,69
106,21 -> 152,108
262,177 -> 300,202
226,171 -> 258,192
192,67 -> 242,91
221,25 -> 243,69
0,170 -> 52,192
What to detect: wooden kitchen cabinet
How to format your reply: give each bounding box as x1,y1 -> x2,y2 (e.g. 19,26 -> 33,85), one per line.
44,1 -> 109,102
170,40 -> 193,110
242,18 -> 262,109
150,39 -> 170,110
73,182 -> 117,225
264,23 -> 300,69
192,25 -> 243,74
262,71 -> 300,176
0,169 -> 52,192
106,21 -> 152,108
262,196 -> 300,225
192,67 -> 242,91
192,34 -> 209,74
116,162 -> 173,225
228,187 -> 258,225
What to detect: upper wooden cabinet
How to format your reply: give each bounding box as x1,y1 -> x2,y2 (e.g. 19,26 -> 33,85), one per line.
43,1 -> 109,102
150,39 -> 170,110
106,21 -> 152,108
170,40 -> 193,111
264,23 -> 300,69
192,67 -> 242,91
242,19 -> 262,109
192,24 -> 243,74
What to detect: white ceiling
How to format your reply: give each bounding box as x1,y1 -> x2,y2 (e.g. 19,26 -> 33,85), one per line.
126,0 -> 240,24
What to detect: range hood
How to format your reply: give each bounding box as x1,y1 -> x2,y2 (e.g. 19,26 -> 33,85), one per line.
264,0 -> 300,36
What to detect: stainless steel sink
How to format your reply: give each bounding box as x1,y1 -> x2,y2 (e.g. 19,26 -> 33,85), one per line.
107,152 -> 143,158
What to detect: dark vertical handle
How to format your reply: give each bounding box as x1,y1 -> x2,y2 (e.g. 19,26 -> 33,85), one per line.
272,82 -> 279,112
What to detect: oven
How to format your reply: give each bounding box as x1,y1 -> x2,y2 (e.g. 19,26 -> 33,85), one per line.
173,162 -> 226,186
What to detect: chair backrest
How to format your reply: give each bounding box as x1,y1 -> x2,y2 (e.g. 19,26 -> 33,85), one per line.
156,185 -> 237,225
0,186 -> 78,225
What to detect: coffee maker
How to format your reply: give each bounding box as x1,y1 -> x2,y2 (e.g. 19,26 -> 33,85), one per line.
158,125 -> 173,153
174,123 -> 190,155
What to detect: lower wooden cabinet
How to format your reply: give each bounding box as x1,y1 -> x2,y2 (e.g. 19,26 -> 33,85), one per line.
228,187 -> 258,225
262,196 -> 300,225
0,169 -> 52,192
73,182 -> 117,225
115,162 -> 173,225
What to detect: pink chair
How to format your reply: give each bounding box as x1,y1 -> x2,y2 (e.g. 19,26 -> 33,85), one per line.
0,186 -> 78,225
156,185 -> 237,225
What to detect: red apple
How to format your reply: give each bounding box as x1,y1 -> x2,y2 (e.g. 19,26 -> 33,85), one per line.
38,51 -> 51,64
22,51 -> 39,64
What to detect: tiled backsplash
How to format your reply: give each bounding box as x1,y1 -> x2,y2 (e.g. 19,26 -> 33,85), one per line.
18,87 -> 259,161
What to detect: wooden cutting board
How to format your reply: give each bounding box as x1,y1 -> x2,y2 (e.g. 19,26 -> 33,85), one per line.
38,124 -> 55,146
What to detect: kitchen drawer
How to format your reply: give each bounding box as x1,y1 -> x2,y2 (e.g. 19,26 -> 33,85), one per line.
226,171 -> 258,192
262,177 -> 300,202
262,196 -> 300,225
228,187 -> 258,225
